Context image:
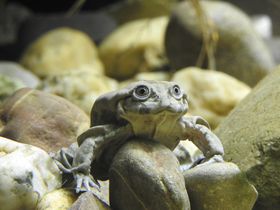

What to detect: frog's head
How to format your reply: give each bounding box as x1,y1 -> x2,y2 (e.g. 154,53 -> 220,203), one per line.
117,80 -> 188,122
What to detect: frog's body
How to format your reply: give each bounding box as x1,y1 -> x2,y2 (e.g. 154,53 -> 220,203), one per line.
55,80 -> 224,193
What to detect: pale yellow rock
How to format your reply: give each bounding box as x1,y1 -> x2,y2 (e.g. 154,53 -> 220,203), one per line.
99,16 -> 169,80
119,71 -> 171,88
40,70 -> 118,114
20,27 -> 104,77
37,189 -> 77,210
172,67 -> 251,128
0,137 -> 61,210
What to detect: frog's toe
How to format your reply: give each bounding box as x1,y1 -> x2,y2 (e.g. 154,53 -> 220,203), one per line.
198,154 -> 224,167
74,173 -> 100,193
59,148 -> 73,168
54,159 -> 72,173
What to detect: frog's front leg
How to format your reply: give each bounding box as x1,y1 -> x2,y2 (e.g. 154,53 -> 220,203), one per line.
179,116 -> 224,168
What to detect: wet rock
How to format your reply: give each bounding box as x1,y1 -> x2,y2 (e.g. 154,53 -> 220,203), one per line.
109,138 -> 190,210
37,189 -> 77,210
0,74 -> 25,102
172,67 -> 251,128
0,88 -> 89,152
99,16 -> 169,80
20,27 -> 104,78
0,61 -> 40,88
165,1 -> 275,86
40,70 -> 118,114
0,137 -> 61,210
69,192 -> 110,210
215,66 -> 280,210
184,162 -> 257,210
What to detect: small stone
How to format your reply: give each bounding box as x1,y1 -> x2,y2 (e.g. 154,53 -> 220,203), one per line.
99,16 -> 169,80
37,189 -> 77,210
165,1 -> 275,86
172,67 -> 251,128
0,74 -> 25,102
183,162 -> 257,210
20,27 -> 104,77
215,66 -> 280,210
109,138 -> 190,210
69,192 -> 111,210
0,137 -> 61,210
0,88 -> 89,152
40,70 -> 118,114
0,61 -> 40,88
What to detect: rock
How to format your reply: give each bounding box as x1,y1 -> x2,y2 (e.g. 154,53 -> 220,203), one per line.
0,74 -> 25,102
107,0 -> 177,24
183,162 -> 257,210
165,1 -> 275,87
172,67 -> 251,128
37,189 -> 77,210
265,37 -> 280,65
99,16 -> 169,80
110,138 -> 190,210
251,15 -> 272,39
20,27 -> 104,78
0,88 -> 89,152
0,137 -> 61,210
69,192 -> 111,210
215,66 -> 280,210
40,70 -> 118,114
0,61 -> 40,88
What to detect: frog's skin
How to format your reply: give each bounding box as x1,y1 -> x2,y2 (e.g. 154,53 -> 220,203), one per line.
56,80 -> 224,193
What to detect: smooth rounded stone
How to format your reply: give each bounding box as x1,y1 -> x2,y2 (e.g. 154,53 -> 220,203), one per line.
109,139 -> 190,210
0,137 -> 61,210
172,67 -> 251,128
69,192 -> 111,210
20,27 -> 104,78
0,88 -> 89,152
183,162 -> 257,210
119,71 -> 171,88
40,69 -> 118,114
99,16 -> 169,80
265,37 -> 280,65
165,1 -> 275,87
37,189 -> 77,210
0,61 -> 40,88
215,66 -> 280,210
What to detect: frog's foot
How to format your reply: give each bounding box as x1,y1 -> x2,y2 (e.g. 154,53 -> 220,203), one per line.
74,173 -> 101,193
53,148 -> 75,173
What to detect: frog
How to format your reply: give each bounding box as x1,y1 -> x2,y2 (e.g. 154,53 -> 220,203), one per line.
55,80 -> 224,193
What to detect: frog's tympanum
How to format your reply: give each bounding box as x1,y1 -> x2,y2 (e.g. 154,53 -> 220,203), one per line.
55,80 -> 224,193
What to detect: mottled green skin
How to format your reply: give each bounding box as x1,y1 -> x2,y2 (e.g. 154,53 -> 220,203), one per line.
56,80 -> 224,193
215,67 -> 280,210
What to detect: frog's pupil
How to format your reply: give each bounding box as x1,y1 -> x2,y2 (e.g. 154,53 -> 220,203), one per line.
139,88 -> 146,95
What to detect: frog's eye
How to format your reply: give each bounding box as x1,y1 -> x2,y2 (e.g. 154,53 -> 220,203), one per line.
133,85 -> 150,100
171,85 -> 183,99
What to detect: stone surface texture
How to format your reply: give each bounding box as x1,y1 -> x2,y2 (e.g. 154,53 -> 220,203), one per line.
215,66 -> 280,210
109,139 -> 190,210
99,16 -> 169,80
165,0 -> 275,86
0,88 -> 89,152
0,137 -> 61,210
37,189 -> 77,210
20,27 -> 104,77
172,67 -> 251,128
184,162 -> 257,210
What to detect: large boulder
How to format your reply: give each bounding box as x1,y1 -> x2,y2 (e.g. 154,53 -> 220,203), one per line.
20,27 -> 104,77
109,139 -> 190,210
215,66 -> 280,210
0,137 -> 61,210
0,88 -> 89,152
165,0 -> 275,86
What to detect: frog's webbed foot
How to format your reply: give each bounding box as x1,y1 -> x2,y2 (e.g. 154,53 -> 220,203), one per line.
74,173 -> 100,193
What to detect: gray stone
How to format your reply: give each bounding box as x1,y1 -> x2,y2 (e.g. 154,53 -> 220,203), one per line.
69,192 -> 110,210
184,162 -> 257,210
109,139 -> 190,210
165,0 -> 275,87
0,74 -> 24,102
215,66 -> 280,210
